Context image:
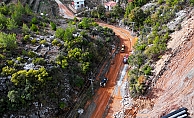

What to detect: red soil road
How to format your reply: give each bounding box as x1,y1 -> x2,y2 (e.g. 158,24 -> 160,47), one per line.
55,0 -> 75,19
52,2 -> 133,117
90,23 -> 137,118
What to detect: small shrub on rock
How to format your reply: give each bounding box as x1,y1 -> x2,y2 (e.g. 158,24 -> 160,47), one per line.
30,24 -> 38,32
51,39 -> 59,46
50,21 -> 56,31
22,23 -> 30,34
39,39 -> 47,45
32,58 -> 45,65
31,17 -> 38,24
31,38 -> 37,45
1,66 -> 16,76
28,51 -> 37,58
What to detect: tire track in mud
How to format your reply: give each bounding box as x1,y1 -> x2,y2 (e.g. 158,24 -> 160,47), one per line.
96,23 -> 138,118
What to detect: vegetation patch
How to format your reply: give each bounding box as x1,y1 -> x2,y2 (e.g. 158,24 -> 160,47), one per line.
0,1 -> 116,117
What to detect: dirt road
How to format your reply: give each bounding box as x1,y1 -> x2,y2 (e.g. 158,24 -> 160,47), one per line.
53,2 -> 138,117
55,0 -> 74,19
86,23 -> 137,118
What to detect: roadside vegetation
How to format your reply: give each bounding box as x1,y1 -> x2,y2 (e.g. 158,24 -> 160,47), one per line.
81,0 -> 194,98
124,0 -> 193,98
0,1 -> 117,116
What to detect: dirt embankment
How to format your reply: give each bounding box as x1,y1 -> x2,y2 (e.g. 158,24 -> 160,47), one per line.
137,8 -> 194,117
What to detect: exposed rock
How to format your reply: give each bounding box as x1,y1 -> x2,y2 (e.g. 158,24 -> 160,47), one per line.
24,63 -> 35,70
167,10 -> 188,31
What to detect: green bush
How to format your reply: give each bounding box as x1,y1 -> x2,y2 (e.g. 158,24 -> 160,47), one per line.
16,56 -> 22,62
59,102 -> 66,109
0,13 -> 7,25
31,17 -> 38,24
7,90 -> 19,103
0,3 -> 9,15
30,24 -> 38,32
63,26 -> 75,41
40,22 -> 46,27
22,23 -> 30,34
74,76 -> 84,87
55,27 -> 65,39
28,51 -> 37,58
35,30 -> 40,35
91,22 -> 98,27
24,4 -> 32,15
61,59 -> 68,68
50,21 -> 56,31
81,62 -> 90,74
14,1 -> 25,14
22,35 -> 30,44
32,58 -> 45,65
0,23 -> 4,30
9,67 -> 52,106
1,66 -> 16,76
96,5 -> 106,18
158,0 -> 164,4
78,18 -> 91,29
0,32 -> 17,49
6,60 -> 14,66
24,34 -> 30,41
142,64 -> 152,75
51,39 -> 59,45
0,54 -> 5,59
71,21 -> 76,25
190,0 -> 194,5
39,39 -> 47,45
91,10 -> 98,18
81,30 -> 87,36
6,18 -> 18,30
22,50 -> 28,55
106,37 -> 111,42
11,10 -> 22,25
31,38 -> 37,45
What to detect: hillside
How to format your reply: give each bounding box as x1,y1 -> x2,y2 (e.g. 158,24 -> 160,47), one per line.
143,8 -> 194,117
111,1 -> 194,118
1,0 -> 194,117
2,0 -> 59,17
0,1 -> 118,117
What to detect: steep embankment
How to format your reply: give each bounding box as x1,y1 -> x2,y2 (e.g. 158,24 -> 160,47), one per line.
138,8 -> 194,117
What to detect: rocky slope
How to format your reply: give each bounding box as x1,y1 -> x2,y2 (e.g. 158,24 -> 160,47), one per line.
128,7 -> 194,118
108,4 -> 194,118
1,0 -> 193,117
0,1 -> 117,117
144,8 -> 194,117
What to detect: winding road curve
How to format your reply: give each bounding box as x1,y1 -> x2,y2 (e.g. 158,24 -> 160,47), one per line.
89,23 -> 136,118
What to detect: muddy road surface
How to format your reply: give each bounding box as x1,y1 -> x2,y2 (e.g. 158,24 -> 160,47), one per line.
80,23 -> 137,118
